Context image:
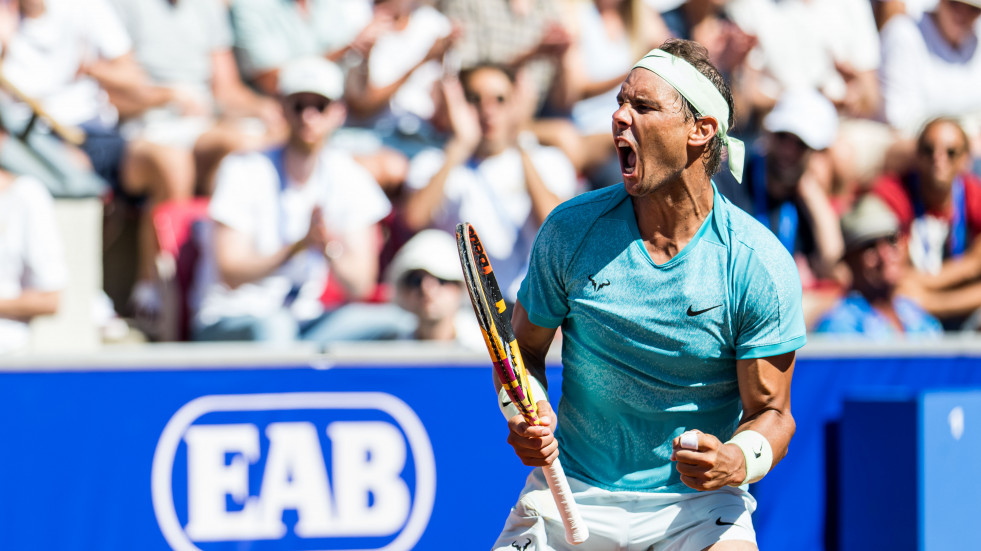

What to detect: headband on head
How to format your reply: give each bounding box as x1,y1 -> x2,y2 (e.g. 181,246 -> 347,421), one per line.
632,49 -> 744,183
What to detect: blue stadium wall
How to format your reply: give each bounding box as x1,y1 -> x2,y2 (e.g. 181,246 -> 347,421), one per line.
2,338 -> 980,550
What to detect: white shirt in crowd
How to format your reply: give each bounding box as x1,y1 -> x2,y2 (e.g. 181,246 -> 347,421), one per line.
192,147 -> 391,327
0,176 -> 67,355
0,0 -> 131,127
879,13 -> 981,138
406,145 -> 578,301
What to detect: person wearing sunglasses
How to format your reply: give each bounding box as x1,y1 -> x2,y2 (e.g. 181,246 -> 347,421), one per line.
814,195 -> 942,338
401,63 -> 578,306
190,57 -> 395,346
384,229 -> 482,347
870,117 -> 981,330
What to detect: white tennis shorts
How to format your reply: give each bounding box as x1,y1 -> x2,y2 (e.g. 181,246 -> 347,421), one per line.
491,468 -> 757,551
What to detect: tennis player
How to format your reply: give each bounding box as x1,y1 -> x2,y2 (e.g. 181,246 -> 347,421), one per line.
493,39 -> 806,550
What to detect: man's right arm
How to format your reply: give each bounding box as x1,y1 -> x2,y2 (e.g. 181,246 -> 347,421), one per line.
502,300 -> 561,467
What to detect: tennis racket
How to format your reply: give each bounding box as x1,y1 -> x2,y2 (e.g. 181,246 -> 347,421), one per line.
456,222 -> 588,545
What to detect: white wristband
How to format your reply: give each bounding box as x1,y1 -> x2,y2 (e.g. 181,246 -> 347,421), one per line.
725,430 -> 773,485
498,375 -> 548,420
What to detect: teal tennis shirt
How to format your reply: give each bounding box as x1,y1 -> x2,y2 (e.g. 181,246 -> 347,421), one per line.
517,183 -> 806,493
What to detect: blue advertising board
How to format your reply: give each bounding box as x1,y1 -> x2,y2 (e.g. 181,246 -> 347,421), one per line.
3,341 -> 981,550
0,360 -> 547,550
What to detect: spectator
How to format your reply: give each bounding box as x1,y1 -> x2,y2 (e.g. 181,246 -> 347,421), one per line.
879,0 -> 981,143
440,0 -> 572,115
228,0 -> 410,192
872,117 -> 981,329
555,0 -> 671,188
190,57 -> 393,346
402,64 -> 578,302
720,89 -> 845,289
229,0 -> 383,96
0,169 -> 66,355
814,194 -> 943,338
0,0 -> 117,198
108,0 -> 285,328
385,229 -> 483,348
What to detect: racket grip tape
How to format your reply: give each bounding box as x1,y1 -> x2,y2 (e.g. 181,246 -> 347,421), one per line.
543,458 -> 589,544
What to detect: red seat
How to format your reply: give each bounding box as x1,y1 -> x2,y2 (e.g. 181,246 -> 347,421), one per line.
152,198 -> 210,341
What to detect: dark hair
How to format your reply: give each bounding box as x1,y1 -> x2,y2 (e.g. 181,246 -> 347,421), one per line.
459,63 -> 517,91
658,38 -> 735,179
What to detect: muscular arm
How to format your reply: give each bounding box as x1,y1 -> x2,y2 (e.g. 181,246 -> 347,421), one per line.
674,351 -> 796,490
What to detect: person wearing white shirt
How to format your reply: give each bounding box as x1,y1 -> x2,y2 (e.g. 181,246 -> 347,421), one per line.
191,58 -> 393,345
402,64 -> 579,303
0,171 -> 66,355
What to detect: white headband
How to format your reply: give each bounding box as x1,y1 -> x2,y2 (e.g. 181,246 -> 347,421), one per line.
632,49 -> 744,183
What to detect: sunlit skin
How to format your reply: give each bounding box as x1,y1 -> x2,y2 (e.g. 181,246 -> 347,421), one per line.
611,68 -> 719,260
613,69 -> 697,198
282,92 -> 346,154
915,119 -> 971,208
463,67 -> 517,158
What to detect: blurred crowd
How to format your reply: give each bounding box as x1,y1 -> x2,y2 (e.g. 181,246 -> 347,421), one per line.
2,0 -> 981,355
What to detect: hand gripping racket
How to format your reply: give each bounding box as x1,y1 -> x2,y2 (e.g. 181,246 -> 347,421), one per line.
456,222 -> 588,545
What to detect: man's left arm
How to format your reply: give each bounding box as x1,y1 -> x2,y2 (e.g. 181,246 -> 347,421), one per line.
673,351 -> 795,491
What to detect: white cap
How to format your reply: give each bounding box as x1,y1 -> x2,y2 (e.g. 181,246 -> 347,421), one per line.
763,88 -> 839,150
841,195 -> 899,253
278,57 -> 345,101
386,230 -> 465,287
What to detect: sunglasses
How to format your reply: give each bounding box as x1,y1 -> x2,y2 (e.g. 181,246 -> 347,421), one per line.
289,98 -> 331,115
918,144 -> 964,159
401,270 -> 459,289
465,92 -> 508,106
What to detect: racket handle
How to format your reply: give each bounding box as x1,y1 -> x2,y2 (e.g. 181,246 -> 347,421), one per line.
543,458 -> 589,544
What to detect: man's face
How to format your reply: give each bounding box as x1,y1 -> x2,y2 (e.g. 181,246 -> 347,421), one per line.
612,69 -> 694,197
849,234 -> 905,294
397,270 -> 464,324
463,67 -> 515,148
283,92 -> 343,151
935,0 -> 981,47
916,121 -> 970,195
766,131 -> 812,196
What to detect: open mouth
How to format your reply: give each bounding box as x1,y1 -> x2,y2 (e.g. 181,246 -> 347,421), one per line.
616,139 -> 637,177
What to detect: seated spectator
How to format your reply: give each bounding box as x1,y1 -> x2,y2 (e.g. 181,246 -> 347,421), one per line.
0,0 -> 119,198
879,0 -> 981,144
814,194 -> 943,338
872,117 -> 981,329
0,169 -> 66,355
342,0 -> 460,156
402,64 -> 578,302
719,89 -> 845,289
228,0 -> 409,192
229,0 -> 382,96
191,58 -> 395,346
108,0 -> 286,328
385,229 -> 483,348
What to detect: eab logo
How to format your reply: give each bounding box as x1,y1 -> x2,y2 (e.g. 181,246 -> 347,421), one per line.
151,392 -> 436,550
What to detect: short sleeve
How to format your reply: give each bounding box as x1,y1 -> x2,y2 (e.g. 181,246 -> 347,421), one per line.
530,146 -> 578,200
229,0 -> 292,76
203,0 -> 234,52
209,154 -> 276,236
732,240 -> 807,359
19,178 -> 67,292
516,209 -> 575,328
322,151 -> 391,232
84,0 -> 133,60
